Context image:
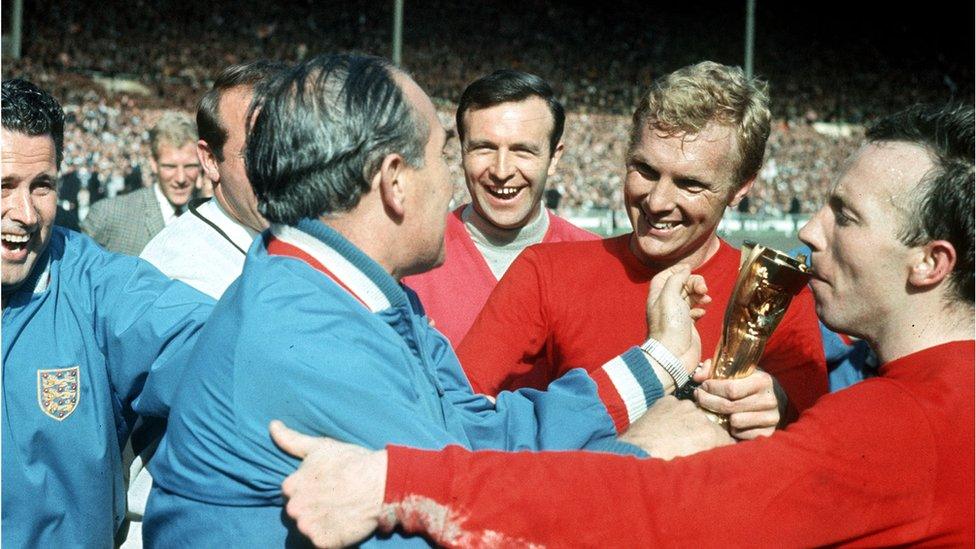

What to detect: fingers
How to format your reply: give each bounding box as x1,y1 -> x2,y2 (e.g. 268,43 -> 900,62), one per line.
695,382 -> 777,415
685,274 -> 709,300
659,266 -> 692,305
700,371 -> 774,401
727,410 -> 779,440
269,420 -> 322,459
692,358 -> 714,383
648,264 -> 691,304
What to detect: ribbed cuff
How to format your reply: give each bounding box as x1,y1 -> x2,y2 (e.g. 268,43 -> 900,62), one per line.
589,346 -> 664,433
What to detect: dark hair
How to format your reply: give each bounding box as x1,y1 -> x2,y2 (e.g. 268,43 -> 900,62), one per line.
867,103 -> 975,303
456,69 -> 565,155
1,79 -> 65,167
246,53 -> 428,225
198,60 -> 289,162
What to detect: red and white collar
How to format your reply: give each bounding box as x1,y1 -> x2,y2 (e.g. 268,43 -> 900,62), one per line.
266,224 -> 392,313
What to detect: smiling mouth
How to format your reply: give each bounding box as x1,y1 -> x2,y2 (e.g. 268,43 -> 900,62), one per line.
1,232 -> 33,257
484,186 -> 525,201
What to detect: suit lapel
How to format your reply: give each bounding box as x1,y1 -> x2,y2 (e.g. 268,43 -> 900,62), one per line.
143,186 -> 166,238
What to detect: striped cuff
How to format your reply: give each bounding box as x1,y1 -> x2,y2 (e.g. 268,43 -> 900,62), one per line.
589,346 -> 664,433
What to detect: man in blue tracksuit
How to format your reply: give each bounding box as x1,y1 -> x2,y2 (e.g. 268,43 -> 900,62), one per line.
145,54 -> 689,547
1,79 -> 214,547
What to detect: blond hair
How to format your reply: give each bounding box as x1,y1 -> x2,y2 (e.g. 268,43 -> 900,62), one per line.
149,111 -> 197,159
630,61 -> 771,185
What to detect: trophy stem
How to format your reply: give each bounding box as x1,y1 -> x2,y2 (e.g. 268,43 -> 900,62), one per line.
701,242 -> 811,432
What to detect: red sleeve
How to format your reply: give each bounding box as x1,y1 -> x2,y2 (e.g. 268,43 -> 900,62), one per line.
385,382 -> 941,547
759,287 -> 828,414
457,248 -> 552,395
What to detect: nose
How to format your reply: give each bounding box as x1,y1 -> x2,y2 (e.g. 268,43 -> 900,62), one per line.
798,207 -> 824,251
644,179 -> 677,213
5,187 -> 39,228
489,150 -> 515,182
174,166 -> 188,183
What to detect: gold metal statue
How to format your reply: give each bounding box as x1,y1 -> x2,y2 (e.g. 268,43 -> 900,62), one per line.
707,242 -> 811,427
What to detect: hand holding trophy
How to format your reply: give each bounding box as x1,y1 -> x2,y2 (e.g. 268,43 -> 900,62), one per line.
705,242 -> 811,429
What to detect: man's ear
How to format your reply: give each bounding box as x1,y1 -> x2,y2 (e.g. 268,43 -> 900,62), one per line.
197,139 -> 221,184
908,240 -> 957,289
729,175 -> 756,207
377,153 -> 408,219
546,141 -> 565,176
149,155 -> 159,176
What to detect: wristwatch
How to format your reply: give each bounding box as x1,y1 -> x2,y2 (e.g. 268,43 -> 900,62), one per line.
639,338 -> 699,400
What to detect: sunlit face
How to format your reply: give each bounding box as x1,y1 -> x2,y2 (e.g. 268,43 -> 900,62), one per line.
1,130 -> 59,298
211,86 -> 266,231
461,97 -> 562,230
624,122 -> 751,269
152,141 -> 200,208
398,75 -> 455,274
799,142 -> 932,339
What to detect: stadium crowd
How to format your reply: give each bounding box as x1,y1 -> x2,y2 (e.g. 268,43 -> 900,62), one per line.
6,0 -> 969,216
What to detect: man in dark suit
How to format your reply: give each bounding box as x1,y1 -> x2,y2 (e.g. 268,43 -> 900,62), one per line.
81,112 -> 199,255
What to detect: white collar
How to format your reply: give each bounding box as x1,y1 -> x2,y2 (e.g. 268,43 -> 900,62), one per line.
200,198 -> 260,251
153,183 -> 181,226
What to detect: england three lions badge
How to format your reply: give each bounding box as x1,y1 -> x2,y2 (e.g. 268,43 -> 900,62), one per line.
37,367 -> 81,421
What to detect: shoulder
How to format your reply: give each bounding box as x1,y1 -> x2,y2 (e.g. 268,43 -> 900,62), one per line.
87,188 -> 148,220
525,233 -> 615,263
545,211 -> 600,242
141,208 -> 211,259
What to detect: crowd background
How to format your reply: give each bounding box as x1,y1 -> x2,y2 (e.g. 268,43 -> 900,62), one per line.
4,0 -> 972,217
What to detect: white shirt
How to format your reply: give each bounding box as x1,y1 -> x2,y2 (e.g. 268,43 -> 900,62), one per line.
140,197 -> 259,298
152,183 -> 181,226
123,198 -> 259,547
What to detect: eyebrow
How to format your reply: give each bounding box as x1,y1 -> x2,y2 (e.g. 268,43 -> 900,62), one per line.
627,153 -> 712,184
827,193 -> 859,215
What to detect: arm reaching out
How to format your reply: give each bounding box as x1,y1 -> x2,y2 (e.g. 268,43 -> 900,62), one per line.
271,421 -> 388,548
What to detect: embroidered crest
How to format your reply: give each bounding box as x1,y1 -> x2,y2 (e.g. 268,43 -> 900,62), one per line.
37,367 -> 81,421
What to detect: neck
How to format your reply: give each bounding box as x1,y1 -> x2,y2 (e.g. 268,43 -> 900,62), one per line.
871,298 -> 975,364
464,203 -> 546,246
321,210 -> 401,281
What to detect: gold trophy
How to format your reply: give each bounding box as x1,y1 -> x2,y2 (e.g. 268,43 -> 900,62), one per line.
706,242 -> 811,428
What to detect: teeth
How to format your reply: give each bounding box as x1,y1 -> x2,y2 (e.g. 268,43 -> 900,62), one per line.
650,222 -> 677,230
487,187 -> 521,197
1,234 -> 30,243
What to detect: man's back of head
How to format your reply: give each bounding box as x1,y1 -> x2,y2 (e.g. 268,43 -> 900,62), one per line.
246,53 -> 429,226
196,60 -> 289,232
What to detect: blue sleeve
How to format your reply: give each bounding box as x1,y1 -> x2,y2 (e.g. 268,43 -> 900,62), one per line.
90,251 -> 214,418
